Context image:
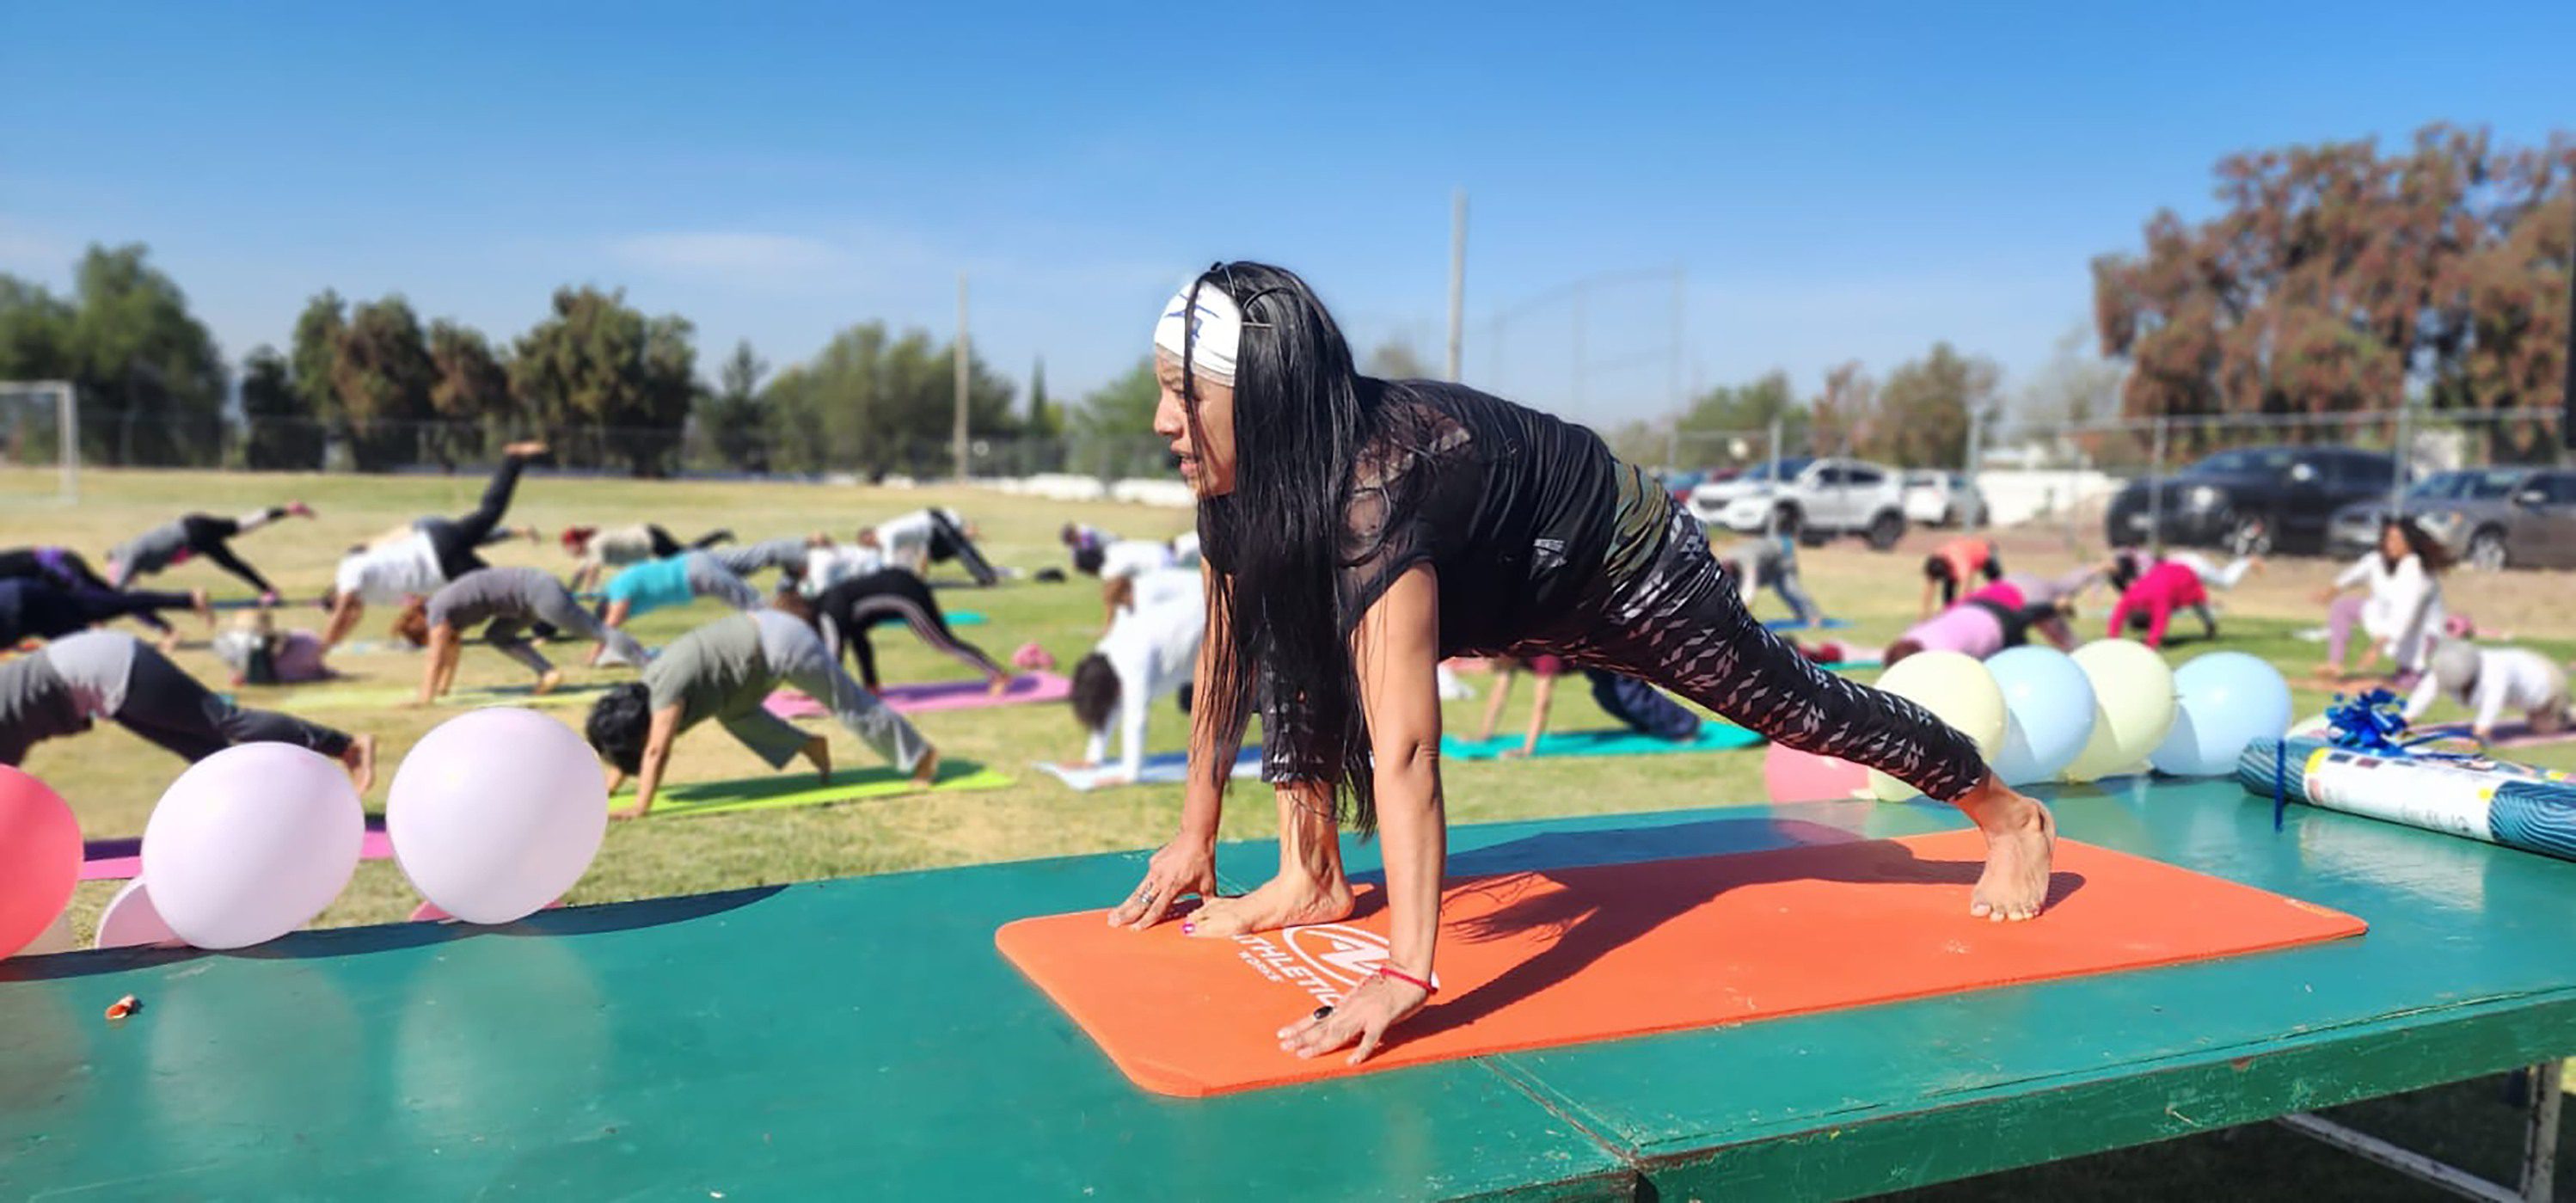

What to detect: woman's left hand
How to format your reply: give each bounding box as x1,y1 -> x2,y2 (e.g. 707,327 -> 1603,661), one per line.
1276,972 -> 1430,1065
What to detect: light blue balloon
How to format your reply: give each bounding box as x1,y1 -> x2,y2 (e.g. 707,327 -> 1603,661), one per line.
2152,651 -> 2294,776
1985,647 -> 2097,786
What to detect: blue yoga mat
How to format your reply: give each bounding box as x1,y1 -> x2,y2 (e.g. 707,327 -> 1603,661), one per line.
1762,617 -> 1852,631
1442,723 -> 1762,761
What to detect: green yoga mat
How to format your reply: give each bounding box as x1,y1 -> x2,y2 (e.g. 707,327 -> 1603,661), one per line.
267,681 -> 616,714
1440,723 -> 1762,761
626,760 -> 1014,818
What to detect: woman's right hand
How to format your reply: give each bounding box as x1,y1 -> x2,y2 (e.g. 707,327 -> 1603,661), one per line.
1109,835 -> 1218,930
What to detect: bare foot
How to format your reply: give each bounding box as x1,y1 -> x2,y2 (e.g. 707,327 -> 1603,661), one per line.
192,588 -> 215,631
504,440 -> 549,459
532,668 -> 564,697
287,501 -> 316,519
1186,873 -> 1356,939
340,734 -> 378,795
1960,787 -> 2055,923
988,675 -> 1014,697
910,746 -> 941,787
157,630 -> 182,654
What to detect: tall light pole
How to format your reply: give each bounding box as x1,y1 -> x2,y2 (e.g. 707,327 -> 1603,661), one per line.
1446,189 -> 1467,383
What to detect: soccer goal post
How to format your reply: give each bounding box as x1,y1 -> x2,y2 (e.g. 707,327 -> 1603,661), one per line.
0,379 -> 79,505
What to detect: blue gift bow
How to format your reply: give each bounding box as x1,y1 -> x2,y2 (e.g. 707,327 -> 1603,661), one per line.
2277,687 -> 2487,831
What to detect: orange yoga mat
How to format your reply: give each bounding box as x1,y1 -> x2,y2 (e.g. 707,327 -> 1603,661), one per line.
995,831 -> 2365,1096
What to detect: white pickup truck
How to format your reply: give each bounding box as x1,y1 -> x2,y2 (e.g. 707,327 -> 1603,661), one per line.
1687,456 -> 1911,549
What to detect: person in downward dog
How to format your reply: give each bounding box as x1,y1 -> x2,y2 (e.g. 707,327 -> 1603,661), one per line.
1105,262 -> 2053,1065
1067,567 -> 1206,784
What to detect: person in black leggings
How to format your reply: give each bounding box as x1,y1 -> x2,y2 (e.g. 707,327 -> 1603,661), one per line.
107,503 -> 315,601
0,629 -> 375,791
322,442 -> 548,646
1105,263 -> 2057,1066
0,578 -> 207,647
787,568 -> 1009,693
0,546 -> 181,638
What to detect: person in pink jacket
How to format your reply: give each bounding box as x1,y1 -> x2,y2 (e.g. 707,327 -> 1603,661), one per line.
2105,560 -> 2212,648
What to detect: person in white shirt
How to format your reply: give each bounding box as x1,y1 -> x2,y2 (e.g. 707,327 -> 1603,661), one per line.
321,443 -> 548,648
2315,517 -> 2451,681
874,507 -> 998,585
2405,639 -> 2572,743
800,536 -> 887,598
1068,569 -> 1206,784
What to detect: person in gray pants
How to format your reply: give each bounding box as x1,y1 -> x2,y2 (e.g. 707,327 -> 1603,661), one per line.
0,629 -> 376,791
583,610 -> 936,819
397,567 -> 651,703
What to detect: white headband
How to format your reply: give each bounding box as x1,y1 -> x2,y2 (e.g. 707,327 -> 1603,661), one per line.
1152,279 -> 1243,384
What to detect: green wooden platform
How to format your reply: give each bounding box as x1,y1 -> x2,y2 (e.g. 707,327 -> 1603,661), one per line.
7,776 -> 2576,1200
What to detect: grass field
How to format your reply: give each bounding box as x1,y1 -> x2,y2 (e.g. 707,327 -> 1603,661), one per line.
9,463 -> 2576,1199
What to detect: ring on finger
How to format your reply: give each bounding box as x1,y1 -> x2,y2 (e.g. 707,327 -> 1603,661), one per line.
1311,1005 -> 1334,1021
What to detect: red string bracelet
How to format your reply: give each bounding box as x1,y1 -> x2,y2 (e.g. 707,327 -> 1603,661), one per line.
1376,966 -> 1438,995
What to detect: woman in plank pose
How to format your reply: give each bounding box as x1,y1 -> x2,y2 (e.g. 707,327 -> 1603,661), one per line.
0,578 -> 207,648
1106,263 -> 2052,1065
396,566 -> 650,703
782,568 -> 1009,695
563,524 -> 736,592
107,502 -> 315,602
321,443 -> 549,647
0,629 -> 375,790
1,546 -> 189,643
581,611 -> 937,819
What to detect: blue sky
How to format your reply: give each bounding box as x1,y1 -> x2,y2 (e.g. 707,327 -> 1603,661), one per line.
3,2 -> 2568,427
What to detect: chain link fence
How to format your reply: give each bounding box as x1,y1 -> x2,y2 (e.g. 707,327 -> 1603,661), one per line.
0,400 -> 1175,486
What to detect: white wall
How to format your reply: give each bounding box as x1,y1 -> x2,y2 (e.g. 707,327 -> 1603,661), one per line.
1975,469 -> 2122,527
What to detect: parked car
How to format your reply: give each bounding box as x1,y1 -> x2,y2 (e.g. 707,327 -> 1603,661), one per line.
2323,469 -> 2528,559
2104,445 -> 2402,555
2327,467 -> 2576,570
1688,457 -> 1810,524
1690,456 -> 1908,549
1901,471 -> 1987,528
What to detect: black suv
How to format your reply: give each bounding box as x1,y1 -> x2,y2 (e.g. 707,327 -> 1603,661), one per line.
2105,445 -> 2403,555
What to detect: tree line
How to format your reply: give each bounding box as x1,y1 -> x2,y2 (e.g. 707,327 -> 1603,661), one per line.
0,249 -> 1076,476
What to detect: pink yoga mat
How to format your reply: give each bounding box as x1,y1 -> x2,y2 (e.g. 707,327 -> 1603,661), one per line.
765,672 -> 1071,720
80,829 -> 396,883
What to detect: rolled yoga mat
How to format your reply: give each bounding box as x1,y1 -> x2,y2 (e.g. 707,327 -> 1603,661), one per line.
2238,736 -> 2576,862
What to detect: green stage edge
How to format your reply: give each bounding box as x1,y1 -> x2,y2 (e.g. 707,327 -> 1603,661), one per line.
9,776 -> 2576,1200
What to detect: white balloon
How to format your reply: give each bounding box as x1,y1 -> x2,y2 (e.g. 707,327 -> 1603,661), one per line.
141,745 -> 363,950
387,708 -> 607,925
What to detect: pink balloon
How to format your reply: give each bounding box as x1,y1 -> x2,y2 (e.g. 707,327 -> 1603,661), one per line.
0,766 -> 80,959
1763,741 -> 1869,803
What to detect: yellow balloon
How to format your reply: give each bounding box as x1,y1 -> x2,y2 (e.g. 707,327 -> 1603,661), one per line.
2062,639 -> 2178,783
1866,649 -> 2007,801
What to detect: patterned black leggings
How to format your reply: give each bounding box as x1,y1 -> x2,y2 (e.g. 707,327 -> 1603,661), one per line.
1263,502 -> 1990,802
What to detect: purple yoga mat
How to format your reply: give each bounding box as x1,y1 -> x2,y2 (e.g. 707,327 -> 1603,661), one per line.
80,827 -> 396,883
764,672 -> 1071,720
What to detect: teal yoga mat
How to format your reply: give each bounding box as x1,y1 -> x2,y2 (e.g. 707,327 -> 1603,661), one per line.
1440,723 -> 1761,761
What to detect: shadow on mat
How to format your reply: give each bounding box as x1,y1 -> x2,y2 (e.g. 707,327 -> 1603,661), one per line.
1384,827 -> 2086,1051
0,885 -> 788,983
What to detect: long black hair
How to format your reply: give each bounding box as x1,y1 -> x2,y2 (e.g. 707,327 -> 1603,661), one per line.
1182,261 -> 1436,833
586,683 -> 653,775
2381,515 -> 2456,574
